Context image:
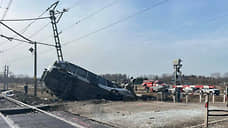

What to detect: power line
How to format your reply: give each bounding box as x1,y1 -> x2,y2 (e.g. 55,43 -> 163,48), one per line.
1,0 -> 13,20
1,43 -> 22,53
0,34 -> 30,44
36,0 -> 168,55
0,1 -> 59,53
0,34 -> 55,47
18,1 -> 58,35
4,0 -> 169,63
60,0 -> 118,32
29,22 -> 50,38
0,21 -> 55,56
0,21 -> 32,43
0,0 -> 13,34
36,0 -> 84,39
0,0 -> 3,8
0,16 -> 50,22
0,1 -> 60,65
35,0 -> 119,45
24,0 -> 82,41
66,0 -> 84,11
63,0 -> 169,46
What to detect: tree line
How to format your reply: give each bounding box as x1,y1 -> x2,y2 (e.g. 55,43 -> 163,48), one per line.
102,73 -> 228,86
2,72 -> 228,86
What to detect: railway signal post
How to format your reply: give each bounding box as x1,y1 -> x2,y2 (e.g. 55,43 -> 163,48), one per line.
226,85 -> 228,107
204,94 -> 209,128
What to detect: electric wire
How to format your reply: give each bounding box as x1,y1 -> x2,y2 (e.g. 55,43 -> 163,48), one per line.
66,0 -> 81,11
6,0 -> 228,65
0,0 -> 3,8
38,0 -> 118,43
0,16 -> 50,22
0,34 -> 55,47
61,0 -> 118,33
36,0 -> 168,56
0,1 -> 58,53
0,0 -> 13,46
1,0 -> 12,20
63,0 -> 169,46
28,22 -> 50,38
6,0 -> 169,64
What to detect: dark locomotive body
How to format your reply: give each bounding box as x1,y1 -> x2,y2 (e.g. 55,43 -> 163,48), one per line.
41,61 -> 135,100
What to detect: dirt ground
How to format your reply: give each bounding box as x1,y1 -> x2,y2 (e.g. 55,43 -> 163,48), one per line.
4,84 -> 228,128
64,100 -> 228,128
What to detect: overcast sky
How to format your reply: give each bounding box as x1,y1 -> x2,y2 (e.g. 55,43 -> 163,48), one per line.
0,0 -> 228,77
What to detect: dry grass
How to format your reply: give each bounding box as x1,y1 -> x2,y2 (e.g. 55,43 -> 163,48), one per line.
6,83 -> 57,100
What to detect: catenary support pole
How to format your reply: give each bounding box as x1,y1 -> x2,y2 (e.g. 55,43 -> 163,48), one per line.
226,86 -> 228,107
34,42 -> 37,96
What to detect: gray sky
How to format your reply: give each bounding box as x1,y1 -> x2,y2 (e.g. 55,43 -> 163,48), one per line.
0,0 -> 228,77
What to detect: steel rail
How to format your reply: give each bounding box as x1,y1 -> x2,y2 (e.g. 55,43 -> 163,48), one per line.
1,95 -> 85,128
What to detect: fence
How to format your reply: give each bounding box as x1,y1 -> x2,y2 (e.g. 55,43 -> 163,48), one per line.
204,94 -> 228,127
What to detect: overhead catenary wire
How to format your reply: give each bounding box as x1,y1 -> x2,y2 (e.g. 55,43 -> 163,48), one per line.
1,0 -> 13,20
0,1 -> 59,53
0,22 -> 56,49
0,0 -> 3,8
0,16 -> 50,22
60,0 -> 119,33
36,0 -> 118,43
32,0 -> 117,41
36,0 -> 168,55
5,0 -> 228,66
29,22 -> 50,38
0,21 -> 32,43
63,0 -> 169,46
6,0 -> 115,53
0,0 -> 13,40
36,0 -> 128,51
67,0 -> 80,11
18,1 -> 59,36
0,34 -> 55,47
5,0 -> 169,63
0,1 -> 60,67
26,0 -> 83,40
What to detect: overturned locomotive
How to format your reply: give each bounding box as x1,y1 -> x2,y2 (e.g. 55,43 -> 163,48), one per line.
41,61 -> 135,100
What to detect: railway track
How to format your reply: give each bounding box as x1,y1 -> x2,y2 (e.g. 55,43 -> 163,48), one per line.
0,95 -> 114,128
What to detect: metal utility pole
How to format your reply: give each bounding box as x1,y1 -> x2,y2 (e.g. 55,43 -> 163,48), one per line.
6,65 -> 9,90
173,59 -> 183,85
3,65 -> 9,90
172,59 -> 183,103
204,94 -> 209,128
0,21 -> 38,96
49,1 -> 64,61
0,1 -> 65,96
34,42 -> 37,96
226,85 -> 228,107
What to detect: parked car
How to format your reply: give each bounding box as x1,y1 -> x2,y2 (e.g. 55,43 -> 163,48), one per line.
201,88 -> 220,96
1,90 -> 14,97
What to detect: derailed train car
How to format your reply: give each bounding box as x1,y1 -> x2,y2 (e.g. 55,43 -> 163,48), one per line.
41,61 -> 136,100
